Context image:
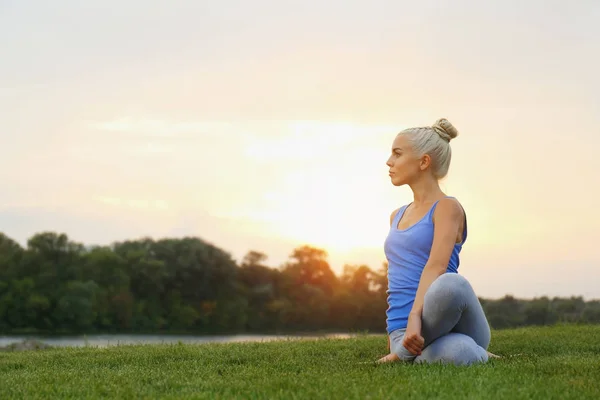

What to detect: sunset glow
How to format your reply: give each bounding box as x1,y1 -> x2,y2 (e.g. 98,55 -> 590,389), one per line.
2,0 -> 599,300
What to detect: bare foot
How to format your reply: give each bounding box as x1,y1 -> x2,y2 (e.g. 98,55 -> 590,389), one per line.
487,351 -> 501,359
376,353 -> 400,364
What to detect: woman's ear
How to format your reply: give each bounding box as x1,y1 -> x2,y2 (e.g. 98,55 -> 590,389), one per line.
419,154 -> 432,171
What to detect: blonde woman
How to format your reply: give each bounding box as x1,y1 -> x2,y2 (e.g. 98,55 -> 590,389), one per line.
377,119 -> 496,365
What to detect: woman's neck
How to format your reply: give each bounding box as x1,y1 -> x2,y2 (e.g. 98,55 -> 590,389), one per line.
409,177 -> 444,205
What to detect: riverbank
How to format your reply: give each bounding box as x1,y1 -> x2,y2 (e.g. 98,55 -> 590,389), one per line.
0,339 -> 52,352
0,332 -> 359,349
1,324 -> 599,399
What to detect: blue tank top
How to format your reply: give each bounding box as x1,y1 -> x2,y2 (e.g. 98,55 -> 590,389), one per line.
384,197 -> 467,334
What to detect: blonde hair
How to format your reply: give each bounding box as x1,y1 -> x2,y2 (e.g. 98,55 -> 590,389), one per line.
398,118 -> 459,179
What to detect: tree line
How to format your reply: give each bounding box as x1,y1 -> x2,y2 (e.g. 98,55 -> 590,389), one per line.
0,231 -> 598,334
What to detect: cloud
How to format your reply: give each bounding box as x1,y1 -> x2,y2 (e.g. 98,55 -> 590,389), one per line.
88,117 -> 237,138
86,117 -> 397,164
243,120 -> 396,161
95,196 -> 169,211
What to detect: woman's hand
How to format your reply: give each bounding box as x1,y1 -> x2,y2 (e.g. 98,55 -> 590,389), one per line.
402,313 -> 424,356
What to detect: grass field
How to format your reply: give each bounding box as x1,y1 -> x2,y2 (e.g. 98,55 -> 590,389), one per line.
1,324 -> 599,399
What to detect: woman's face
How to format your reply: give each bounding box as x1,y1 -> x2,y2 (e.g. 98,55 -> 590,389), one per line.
386,134 -> 426,186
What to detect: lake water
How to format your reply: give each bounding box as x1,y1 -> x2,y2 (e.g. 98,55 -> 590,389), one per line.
0,333 -> 362,348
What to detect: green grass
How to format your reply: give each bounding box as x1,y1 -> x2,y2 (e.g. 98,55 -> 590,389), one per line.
1,325 -> 599,399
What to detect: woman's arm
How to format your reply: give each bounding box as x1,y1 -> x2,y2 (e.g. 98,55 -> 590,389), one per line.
402,198 -> 465,354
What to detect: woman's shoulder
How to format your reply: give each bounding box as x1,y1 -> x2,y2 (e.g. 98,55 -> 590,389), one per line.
389,208 -> 401,227
389,204 -> 410,227
433,196 -> 465,222
439,196 -> 465,210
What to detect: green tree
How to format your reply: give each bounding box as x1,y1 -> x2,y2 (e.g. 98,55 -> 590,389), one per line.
280,245 -> 339,330
238,251 -> 280,331
54,280 -> 100,331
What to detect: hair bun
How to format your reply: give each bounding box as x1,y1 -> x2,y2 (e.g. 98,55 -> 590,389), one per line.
432,118 -> 459,142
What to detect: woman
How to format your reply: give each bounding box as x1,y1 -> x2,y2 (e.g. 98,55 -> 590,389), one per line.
376,118 -> 495,365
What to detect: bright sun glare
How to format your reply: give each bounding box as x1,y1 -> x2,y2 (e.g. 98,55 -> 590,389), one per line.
237,121 -> 396,254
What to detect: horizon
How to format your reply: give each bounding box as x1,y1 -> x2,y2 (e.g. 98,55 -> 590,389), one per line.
2,1 -> 599,300
4,228 -> 599,302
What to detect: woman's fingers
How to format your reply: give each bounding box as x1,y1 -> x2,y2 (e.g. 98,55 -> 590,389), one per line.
406,344 -> 421,356
403,335 -> 425,355
403,344 -> 417,355
416,335 -> 425,348
401,338 -> 412,353
409,334 -> 424,348
402,339 -> 421,355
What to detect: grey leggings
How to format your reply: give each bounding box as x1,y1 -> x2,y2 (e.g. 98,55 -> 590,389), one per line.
389,273 -> 491,366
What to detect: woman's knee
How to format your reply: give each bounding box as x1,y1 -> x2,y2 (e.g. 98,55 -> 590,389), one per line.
434,272 -> 471,291
426,273 -> 472,303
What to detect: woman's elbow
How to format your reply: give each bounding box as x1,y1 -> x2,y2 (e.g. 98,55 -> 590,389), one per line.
424,262 -> 448,274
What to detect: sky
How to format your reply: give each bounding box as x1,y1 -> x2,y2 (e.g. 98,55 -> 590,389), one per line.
1,0 -> 599,299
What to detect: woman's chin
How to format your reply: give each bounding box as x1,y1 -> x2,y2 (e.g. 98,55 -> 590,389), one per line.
390,178 -> 404,187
